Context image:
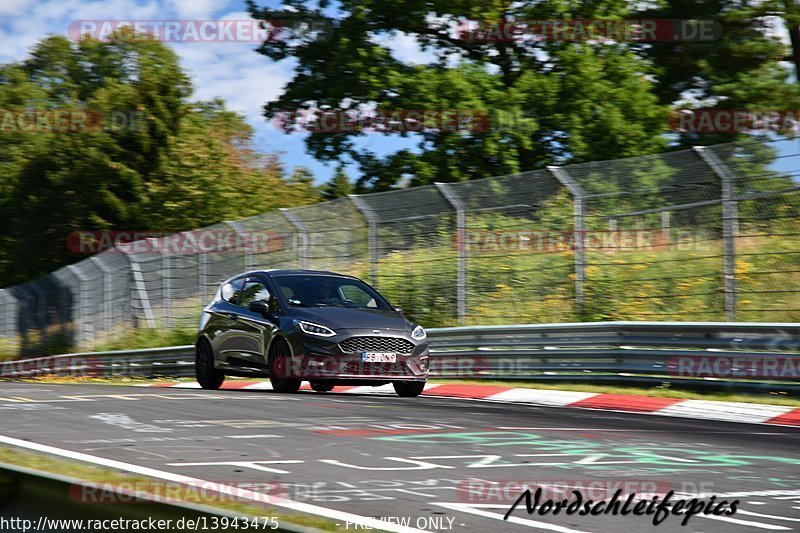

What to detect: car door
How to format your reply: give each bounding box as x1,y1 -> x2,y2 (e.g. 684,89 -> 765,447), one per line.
233,276 -> 280,368
207,276 -> 246,364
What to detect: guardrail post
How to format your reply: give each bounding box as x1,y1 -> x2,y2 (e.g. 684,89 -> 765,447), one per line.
548,167 -> 587,316
694,146 -> 738,321
349,195 -> 379,287
435,182 -> 467,325
89,257 -> 113,339
280,209 -> 309,269
129,260 -> 155,328
225,220 -> 253,271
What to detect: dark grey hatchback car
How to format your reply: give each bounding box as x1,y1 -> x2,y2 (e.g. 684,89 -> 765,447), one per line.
195,270 -> 429,397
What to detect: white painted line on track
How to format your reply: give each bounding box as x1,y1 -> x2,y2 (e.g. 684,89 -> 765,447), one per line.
226,434 -> 283,439
0,434 -> 428,533
716,491 -> 800,498
737,510 -> 800,522
168,460 -> 302,474
432,502 -> 589,533
695,512 -> 791,530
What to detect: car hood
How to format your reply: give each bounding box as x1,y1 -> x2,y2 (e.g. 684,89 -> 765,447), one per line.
290,307 -> 411,331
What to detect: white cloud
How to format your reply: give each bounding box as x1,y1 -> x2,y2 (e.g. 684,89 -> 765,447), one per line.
371,31 -> 437,65
0,0 -> 35,16
163,0 -> 220,20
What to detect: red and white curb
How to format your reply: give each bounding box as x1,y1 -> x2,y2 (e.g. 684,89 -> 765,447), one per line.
142,381 -> 800,428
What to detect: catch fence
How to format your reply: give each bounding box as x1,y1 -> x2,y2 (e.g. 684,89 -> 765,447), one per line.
1,138 -> 798,355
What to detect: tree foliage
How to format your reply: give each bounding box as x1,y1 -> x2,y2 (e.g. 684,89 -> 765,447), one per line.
322,165 -> 354,199
249,0 -> 800,188
0,33 -> 319,285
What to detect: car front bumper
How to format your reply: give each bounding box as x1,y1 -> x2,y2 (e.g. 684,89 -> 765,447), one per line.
282,327 -> 429,382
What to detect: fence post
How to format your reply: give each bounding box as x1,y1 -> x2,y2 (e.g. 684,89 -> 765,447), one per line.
435,182 -> 467,325
161,250 -> 172,329
65,265 -> 91,350
198,251 -> 208,304
129,260 -> 155,328
694,146 -> 738,321
548,166 -> 587,316
280,209 -> 309,269
661,211 -> 671,241
0,290 -> 12,354
349,195 -> 379,287
89,257 -> 113,340
226,221 -> 253,271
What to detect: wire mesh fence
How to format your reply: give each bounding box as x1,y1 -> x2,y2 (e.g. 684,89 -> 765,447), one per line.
1,138 -> 798,356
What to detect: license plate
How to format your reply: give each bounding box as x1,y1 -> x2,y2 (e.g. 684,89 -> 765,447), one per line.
361,352 -> 397,363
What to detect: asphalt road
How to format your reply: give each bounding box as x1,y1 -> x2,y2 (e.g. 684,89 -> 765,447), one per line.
0,382 -> 799,533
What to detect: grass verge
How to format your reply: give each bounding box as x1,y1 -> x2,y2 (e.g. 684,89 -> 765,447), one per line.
0,447 -> 340,531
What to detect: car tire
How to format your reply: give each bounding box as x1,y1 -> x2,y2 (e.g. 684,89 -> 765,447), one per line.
310,381 -> 335,392
195,339 -> 225,390
393,380 -> 425,397
268,338 -> 301,393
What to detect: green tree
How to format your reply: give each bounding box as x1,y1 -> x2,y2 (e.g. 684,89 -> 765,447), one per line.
0,33 -> 319,285
322,166 -> 354,199
248,0 -> 669,190
638,0 -> 800,147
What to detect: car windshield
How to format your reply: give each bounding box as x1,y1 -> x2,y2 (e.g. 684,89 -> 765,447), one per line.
274,275 -> 391,310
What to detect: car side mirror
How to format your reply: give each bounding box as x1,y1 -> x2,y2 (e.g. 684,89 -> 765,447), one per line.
394,306 -> 403,314
249,300 -> 269,315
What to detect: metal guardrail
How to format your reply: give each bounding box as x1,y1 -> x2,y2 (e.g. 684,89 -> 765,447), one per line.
427,322 -> 800,392
1,322 -> 799,392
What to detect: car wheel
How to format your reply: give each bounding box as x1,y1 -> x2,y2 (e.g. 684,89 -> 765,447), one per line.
393,380 -> 425,397
268,338 -> 301,393
195,339 -> 224,390
310,381 -> 335,393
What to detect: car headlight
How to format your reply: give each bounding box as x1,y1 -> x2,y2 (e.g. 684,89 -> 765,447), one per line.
411,325 -> 427,340
294,320 -> 336,337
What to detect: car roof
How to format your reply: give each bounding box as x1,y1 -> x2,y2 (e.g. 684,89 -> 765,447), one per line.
239,269 -> 358,279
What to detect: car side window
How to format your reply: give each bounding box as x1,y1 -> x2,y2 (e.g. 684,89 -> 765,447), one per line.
240,279 -> 271,308
220,278 -> 244,305
340,283 -> 377,308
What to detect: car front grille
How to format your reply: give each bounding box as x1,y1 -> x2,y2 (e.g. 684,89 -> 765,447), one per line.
339,336 -> 414,354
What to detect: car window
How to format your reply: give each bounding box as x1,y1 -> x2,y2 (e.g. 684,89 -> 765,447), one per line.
220,277 -> 244,305
340,284 -> 377,308
240,279 -> 271,307
273,275 -> 390,309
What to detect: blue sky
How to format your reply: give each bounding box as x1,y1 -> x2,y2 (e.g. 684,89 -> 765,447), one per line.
0,0 -> 432,183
